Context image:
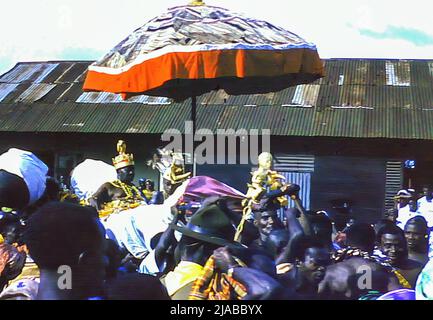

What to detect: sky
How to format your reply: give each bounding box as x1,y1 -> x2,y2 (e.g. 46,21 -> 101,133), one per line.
1,0 -> 432,75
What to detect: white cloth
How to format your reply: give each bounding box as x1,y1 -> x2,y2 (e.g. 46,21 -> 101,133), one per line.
70,159 -> 117,201
418,196 -> 433,218
416,259 -> 433,300
0,148 -> 48,205
397,204 -> 433,228
397,206 -> 425,229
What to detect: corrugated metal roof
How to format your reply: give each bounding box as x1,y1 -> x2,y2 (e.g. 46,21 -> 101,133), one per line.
15,83 -> 57,103
0,59 -> 433,139
0,63 -> 59,84
0,83 -> 19,102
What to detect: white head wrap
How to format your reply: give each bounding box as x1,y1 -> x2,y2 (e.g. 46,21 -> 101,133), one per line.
70,159 -> 117,201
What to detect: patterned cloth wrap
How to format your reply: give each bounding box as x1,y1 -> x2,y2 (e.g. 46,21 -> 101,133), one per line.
188,256 -> 248,300
332,247 -> 412,289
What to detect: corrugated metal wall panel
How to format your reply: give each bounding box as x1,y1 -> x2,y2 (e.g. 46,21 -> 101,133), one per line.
384,161 -> 403,211
280,171 -> 311,211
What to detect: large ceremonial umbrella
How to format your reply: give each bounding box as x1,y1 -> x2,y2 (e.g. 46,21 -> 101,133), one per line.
83,0 -> 324,155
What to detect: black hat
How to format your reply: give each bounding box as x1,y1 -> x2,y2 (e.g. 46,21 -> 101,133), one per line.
170,202 -> 245,249
0,170 -> 30,210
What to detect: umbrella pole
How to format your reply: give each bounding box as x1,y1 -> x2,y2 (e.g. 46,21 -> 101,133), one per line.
191,96 -> 197,176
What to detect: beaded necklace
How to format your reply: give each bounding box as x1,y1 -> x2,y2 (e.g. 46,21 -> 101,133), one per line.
332,247 -> 412,289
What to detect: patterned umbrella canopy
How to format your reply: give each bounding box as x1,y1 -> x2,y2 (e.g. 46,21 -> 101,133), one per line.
83,1 -> 324,101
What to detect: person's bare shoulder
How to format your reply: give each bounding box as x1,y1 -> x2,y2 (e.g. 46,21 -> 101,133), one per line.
319,262 -> 354,298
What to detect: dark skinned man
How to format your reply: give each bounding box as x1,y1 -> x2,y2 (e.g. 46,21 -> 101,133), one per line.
277,235 -> 330,299
404,216 -> 430,266
379,224 -> 424,288
318,223 -> 402,299
90,140 -> 144,216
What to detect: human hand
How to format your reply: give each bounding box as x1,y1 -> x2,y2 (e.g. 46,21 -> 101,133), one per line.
213,247 -> 240,273
280,184 -> 300,198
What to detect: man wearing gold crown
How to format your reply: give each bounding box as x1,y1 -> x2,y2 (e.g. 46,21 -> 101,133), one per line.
89,140 -> 144,217
161,152 -> 191,198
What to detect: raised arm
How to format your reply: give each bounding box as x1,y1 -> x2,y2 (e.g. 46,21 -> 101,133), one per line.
272,208 -> 306,265
154,206 -> 181,274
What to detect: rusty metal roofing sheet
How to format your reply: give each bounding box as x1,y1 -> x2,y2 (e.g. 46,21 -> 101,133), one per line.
0,63 -> 58,84
75,92 -> 171,104
15,83 -> 56,103
0,83 -> 19,102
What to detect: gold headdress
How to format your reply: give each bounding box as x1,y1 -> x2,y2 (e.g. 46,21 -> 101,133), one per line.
112,140 -> 134,170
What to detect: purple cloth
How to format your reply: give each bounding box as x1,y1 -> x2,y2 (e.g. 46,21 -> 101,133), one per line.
377,289 -> 416,300
182,176 -> 246,202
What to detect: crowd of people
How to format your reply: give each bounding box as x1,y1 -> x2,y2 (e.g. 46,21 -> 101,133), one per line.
0,144 -> 432,300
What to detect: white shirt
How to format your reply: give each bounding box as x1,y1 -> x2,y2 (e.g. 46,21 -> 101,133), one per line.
398,204 -> 433,228
418,196 -> 433,218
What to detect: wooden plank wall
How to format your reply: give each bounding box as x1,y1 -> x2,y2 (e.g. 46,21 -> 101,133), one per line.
310,156 -> 387,224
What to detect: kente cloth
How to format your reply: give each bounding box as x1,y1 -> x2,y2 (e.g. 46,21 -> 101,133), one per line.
416,259 -> 433,300
70,159 -> 117,201
0,243 -> 26,281
188,256 -> 247,300
0,148 -> 48,205
1,256 -> 39,300
162,261 -> 204,298
332,247 -> 412,289
10,258 -> 39,283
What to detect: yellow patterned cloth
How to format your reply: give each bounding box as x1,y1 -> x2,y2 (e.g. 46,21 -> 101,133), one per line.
188,256 -> 248,300
393,270 -> 412,289
142,189 -> 154,202
276,262 -> 294,275
162,261 -> 204,298
98,200 -> 141,218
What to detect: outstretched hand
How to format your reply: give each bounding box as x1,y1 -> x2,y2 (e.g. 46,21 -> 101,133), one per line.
280,183 -> 300,198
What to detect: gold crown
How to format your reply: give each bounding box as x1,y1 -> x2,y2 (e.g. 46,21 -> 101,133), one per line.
112,140 -> 134,170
